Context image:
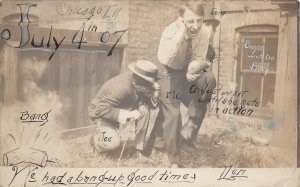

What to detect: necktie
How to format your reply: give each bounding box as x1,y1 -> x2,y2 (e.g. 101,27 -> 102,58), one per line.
185,38 -> 193,63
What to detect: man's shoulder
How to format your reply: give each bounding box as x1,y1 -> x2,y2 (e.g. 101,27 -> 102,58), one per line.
199,25 -> 211,38
161,20 -> 179,38
114,71 -> 132,80
164,20 -> 178,30
102,72 -> 132,89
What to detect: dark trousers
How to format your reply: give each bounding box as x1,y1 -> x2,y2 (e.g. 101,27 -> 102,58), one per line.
135,104 -> 160,155
156,66 -> 216,162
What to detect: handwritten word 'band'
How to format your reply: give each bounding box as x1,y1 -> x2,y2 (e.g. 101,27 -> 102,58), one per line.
20,110 -> 51,126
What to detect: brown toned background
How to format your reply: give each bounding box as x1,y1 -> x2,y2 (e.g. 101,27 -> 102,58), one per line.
0,0 -> 298,167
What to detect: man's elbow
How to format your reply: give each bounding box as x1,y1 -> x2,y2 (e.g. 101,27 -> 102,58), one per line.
157,52 -> 170,65
88,107 -> 97,121
88,104 -> 103,121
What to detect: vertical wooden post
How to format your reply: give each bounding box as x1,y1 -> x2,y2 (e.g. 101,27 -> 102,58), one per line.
272,5 -> 297,163
212,0 -> 220,82
3,46 -> 18,105
297,2 -> 300,167
213,0 -> 221,117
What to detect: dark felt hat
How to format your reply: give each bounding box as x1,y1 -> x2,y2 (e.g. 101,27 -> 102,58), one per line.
203,4 -> 220,28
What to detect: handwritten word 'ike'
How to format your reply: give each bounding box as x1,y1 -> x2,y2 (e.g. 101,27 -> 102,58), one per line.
0,3 -> 127,61
217,165 -> 248,181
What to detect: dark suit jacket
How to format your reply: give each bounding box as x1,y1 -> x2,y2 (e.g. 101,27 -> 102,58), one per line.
88,72 -> 139,122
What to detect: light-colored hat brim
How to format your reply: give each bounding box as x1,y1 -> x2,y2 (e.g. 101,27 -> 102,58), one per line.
128,63 -> 160,83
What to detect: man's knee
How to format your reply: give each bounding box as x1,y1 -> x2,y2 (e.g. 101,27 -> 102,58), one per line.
93,124 -> 121,152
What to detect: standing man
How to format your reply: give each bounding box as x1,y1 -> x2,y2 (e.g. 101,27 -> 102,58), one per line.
88,60 -> 161,158
157,3 -> 216,167
182,3 -> 221,144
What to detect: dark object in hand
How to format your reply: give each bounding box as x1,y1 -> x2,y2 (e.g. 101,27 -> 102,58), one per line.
206,45 -> 216,62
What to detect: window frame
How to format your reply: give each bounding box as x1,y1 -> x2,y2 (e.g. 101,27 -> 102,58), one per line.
235,25 -> 279,116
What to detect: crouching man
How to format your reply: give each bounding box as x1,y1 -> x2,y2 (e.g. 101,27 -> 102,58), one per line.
88,60 -> 161,158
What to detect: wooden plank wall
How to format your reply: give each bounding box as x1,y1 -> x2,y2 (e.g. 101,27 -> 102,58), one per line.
3,46 -> 18,105
13,47 -> 123,130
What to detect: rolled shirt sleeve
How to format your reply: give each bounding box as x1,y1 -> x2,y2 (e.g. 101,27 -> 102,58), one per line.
157,20 -> 211,71
117,109 -> 130,123
157,20 -> 186,69
157,27 -> 185,66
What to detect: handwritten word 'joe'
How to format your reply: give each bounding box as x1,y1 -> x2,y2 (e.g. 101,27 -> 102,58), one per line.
0,3 -> 127,61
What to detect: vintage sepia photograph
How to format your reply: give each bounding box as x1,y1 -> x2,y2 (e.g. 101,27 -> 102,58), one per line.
0,0 -> 299,186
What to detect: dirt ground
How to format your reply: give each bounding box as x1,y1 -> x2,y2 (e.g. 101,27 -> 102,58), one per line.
50,115 -> 294,168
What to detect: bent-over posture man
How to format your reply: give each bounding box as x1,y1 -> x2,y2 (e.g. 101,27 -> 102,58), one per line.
88,60 -> 161,158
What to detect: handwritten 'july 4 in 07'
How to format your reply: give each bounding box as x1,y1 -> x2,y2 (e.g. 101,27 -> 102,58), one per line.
0,3 -> 128,61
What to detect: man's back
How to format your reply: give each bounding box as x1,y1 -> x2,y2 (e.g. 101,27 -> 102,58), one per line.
88,72 -> 137,122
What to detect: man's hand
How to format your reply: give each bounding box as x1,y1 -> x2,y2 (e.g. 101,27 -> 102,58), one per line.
153,82 -> 160,98
153,82 -> 160,90
205,59 -> 213,66
128,110 -> 142,121
186,73 -> 200,82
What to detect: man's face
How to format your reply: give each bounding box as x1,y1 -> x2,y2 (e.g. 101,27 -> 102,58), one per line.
183,9 -> 203,38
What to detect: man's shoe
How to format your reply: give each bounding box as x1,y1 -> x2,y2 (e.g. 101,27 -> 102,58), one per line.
137,151 -> 159,164
170,163 -> 185,168
152,147 -> 165,155
137,151 -> 148,161
185,141 -> 200,149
